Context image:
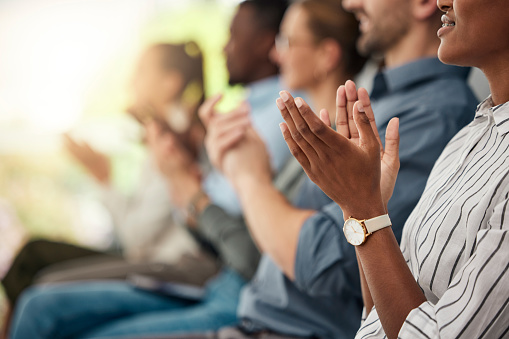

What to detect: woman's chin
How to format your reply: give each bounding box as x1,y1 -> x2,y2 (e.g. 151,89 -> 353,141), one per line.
438,45 -> 463,67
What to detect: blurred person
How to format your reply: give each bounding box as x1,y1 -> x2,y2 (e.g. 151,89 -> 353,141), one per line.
166,1 -> 363,338
1,42 -> 220,337
202,0 -> 293,215
7,1 -> 294,338
175,0 -> 479,336
276,0 -> 509,336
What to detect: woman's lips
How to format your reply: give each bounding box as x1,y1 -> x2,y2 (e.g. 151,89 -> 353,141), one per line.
438,14 -> 455,38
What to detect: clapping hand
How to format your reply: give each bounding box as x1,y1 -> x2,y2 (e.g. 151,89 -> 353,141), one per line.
277,80 -> 400,219
199,95 -> 272,186
64,134 -> 111,185
145,121 -> 201,210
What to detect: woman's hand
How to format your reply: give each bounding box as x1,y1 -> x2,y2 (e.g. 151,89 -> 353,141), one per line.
64,134 -> 111,185
145,121 -> 202,210
277,80 -> 400,219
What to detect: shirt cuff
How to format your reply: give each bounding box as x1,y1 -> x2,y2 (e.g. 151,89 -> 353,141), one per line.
399,301 -> 439,338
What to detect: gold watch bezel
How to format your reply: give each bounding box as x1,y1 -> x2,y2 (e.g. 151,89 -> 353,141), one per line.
343,217 -> 368,246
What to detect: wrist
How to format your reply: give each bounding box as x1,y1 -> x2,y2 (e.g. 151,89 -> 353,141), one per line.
232,171 -> 272,194
168,173 -> 201,205
342,200 -> 387,222
186,190 -> 210,225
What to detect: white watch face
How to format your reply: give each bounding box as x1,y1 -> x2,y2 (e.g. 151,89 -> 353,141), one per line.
344,219 -> 366,246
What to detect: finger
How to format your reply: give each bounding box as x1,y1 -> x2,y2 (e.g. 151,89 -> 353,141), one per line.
353,101 -> 379,151
63,134 -> 78,151
319,109 -> 331,127
357,88 -> 382,152
215,128 -> 246,159
335,85 -> 349,138
229,100 -> 250,116
198,94 -> 223,127
293,95 -> 338,152
277,97 -> 297,133
279,122 -> 310,170
82,141 -> 96,154
144,121 -> 161,147
384,117 -> 400,167
345,80 -> 359,141
277,95 -> 318,158
210,111 -> 251,139
279,91 -> 323,156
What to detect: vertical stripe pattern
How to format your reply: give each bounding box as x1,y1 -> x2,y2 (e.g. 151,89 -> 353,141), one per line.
356,98 -> 509,338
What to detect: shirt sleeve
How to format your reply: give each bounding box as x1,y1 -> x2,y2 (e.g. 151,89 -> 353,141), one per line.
356,198 -> 509,339
197,204 -> 261,280
294,202 -> 361,299
100,160 -> 177,258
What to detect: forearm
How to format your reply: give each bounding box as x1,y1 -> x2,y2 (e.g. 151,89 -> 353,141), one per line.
233,175 -> 314,280
197,204 -> 260,280
356,227 -> 426,339
356,249 -> 373,315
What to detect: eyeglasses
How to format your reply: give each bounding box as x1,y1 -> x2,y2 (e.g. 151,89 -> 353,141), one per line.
275,34 -> 290,53
275,34 -> 317,53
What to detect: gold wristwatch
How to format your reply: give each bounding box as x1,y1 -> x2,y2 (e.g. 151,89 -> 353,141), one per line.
343,214 -> 392,246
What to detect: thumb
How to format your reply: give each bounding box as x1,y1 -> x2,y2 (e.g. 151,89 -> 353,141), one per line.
199,94 -> 223,127
353,101 -> 378,149
384,117 -> 400,166
319,109 -> 331,127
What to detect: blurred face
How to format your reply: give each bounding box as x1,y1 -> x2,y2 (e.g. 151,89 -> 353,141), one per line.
131,49 -> 183,118
342,0 -> 411,56
437,0 -> 509,69
224,5 -> 266,85
274,5 -> 320,91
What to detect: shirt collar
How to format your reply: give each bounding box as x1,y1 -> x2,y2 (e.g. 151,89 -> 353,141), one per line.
371,57 -> 471,97
477,96 -> 509,136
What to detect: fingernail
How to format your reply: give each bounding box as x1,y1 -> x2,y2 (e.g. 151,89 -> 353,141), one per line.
279,122 -> 287,133
357,103 -> 365,113
295,97 -> 303,108
276,98 -> 285,110
280,91 -> 289,102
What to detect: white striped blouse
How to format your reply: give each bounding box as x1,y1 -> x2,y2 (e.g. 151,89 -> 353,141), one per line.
356,97 -> 509,339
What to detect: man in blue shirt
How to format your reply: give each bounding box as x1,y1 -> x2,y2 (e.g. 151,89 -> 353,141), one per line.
179,0 -> 479,338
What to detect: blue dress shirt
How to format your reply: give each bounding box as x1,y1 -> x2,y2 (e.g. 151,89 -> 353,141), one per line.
238,58 -> 479,339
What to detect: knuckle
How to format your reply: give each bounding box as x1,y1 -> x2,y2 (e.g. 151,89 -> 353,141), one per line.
291,131 -> 304,142
289,145 -> 301,157
296,122 -> 309,135
310,122 -> 325,135
321,151 -> 332,164
358,112 -> 370,124
306,170 -> 318,182
281,109 -> 291,121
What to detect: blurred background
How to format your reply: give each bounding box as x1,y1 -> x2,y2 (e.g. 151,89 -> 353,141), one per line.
0,0 -> 245,323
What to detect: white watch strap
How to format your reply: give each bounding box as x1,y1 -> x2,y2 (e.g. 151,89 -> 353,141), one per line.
364,214 -> 391,234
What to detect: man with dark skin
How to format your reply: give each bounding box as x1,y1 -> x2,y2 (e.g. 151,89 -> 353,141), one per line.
224,1 -> 281,86
192,0 -> 292,218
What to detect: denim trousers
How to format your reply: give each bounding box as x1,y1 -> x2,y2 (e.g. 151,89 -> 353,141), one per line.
9,269 -> 245,339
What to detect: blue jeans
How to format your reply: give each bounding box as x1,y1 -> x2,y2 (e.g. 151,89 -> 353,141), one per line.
9,269 -> 245,339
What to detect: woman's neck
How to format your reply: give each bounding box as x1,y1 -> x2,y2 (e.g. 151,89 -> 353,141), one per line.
483,60 -> 509,106
308,73 -> 350,124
